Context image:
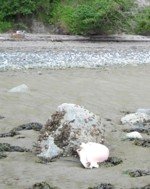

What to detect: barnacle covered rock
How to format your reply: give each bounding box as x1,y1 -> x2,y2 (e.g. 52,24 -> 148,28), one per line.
37,103 -> 105,160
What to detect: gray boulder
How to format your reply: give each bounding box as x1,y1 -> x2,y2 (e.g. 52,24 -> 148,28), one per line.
37,103 -> 105,160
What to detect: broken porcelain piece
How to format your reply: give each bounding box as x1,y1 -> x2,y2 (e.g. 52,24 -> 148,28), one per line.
77,142 -> 109,169
125,131 -> 143,139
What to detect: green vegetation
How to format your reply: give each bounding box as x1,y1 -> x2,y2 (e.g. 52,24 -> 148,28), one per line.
0,0 -> 149,35
134,6 -> 150,35
52,0 -> 135,34
0,0 -> 54,32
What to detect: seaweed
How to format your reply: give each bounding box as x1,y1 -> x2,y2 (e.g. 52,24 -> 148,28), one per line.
0,122 -> 43,138
99,157 -> 123,167
88,183 -> 114,189
0,143 -> 30,152
134,138 -> 150,148
0,152 -> 7,159
124,169 -> 150,177
29,181 -> 58,189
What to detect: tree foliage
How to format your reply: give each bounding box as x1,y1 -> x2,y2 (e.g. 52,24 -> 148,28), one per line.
134,6 -> 150,35
52,0 -> 135,34
0,0 -> 149,35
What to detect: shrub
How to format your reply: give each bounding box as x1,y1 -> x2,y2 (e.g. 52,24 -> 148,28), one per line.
52,0 -> 135,35
0,0 -> 56,32
134,6 -> 150,35
0,21 -> 12,33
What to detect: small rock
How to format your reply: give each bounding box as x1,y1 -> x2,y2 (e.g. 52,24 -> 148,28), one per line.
38,71 -> 42,75
8,84 -> 29,93
123,127 -> 150,135
125,131 -> 143,139
121,112 -> 150,125
137,109 -> 150,115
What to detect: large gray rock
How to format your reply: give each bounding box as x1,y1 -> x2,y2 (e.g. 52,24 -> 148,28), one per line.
37,103 -> 105,160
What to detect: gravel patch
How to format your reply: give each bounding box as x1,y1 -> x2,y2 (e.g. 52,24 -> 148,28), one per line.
0,36 -> 150,70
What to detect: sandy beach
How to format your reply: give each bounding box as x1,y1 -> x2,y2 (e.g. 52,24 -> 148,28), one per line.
0,64 -> 150,189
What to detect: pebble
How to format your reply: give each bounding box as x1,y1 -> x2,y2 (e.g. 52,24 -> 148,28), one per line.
0,47 -> 150,70
125,131 -> 143,139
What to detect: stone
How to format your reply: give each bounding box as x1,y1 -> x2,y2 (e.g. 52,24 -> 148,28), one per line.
136,108 -> 150,115
125,131 -> 143,139
37,103 -> 105,160
121,112 -> 150,125
8,84 -> 29,93
77,142 -> 109,169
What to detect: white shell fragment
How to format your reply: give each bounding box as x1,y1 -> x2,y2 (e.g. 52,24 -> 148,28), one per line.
121,112 -> 150,125
8,84 -> 29,93
77,142 -> 109,169
126,131 -> 143,139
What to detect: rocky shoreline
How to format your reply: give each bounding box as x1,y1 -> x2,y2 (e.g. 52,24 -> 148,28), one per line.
0,34 -> 150,71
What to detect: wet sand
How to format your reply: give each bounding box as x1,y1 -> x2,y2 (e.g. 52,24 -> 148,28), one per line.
0,65 -> 150,189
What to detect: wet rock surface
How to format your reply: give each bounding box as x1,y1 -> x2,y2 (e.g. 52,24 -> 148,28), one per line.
121,110 -> 150,147
125,169 -> 150,177
88,183 -> 114,189
37,103 -> 105,160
